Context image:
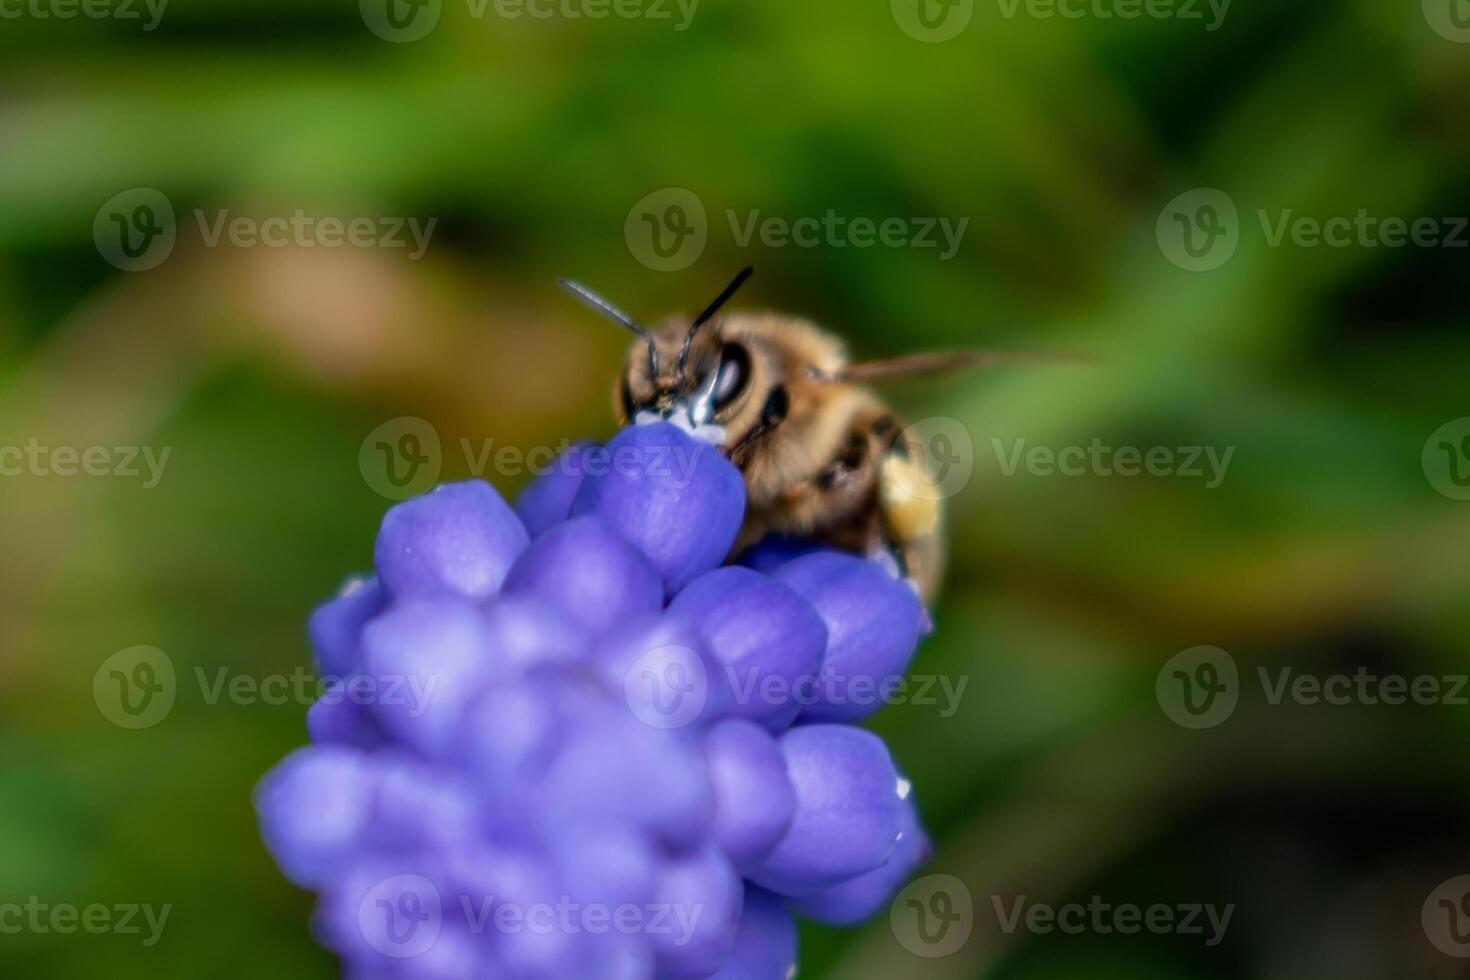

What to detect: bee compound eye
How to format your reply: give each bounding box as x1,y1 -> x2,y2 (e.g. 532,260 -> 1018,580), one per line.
760,385 -> 789,428
713,344 -> 751,410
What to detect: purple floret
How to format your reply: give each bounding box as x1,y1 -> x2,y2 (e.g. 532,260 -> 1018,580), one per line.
258,424 -> 935,980
788,789 -> 931,925
709,886 -> 797,980
308,576 -> 385,678
502,515 -> 664,631
375,481 -> 529,600
514,441 -> 599,538
571,423 -> 746,594
744,725 -> 905,897
701,720 -> 796,869
775,552 -> 925,723
670,566 -> 828,730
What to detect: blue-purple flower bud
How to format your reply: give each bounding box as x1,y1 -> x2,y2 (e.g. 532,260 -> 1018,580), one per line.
515,442 -> 599,538
775,553 -> 924,723
502,515 -> 663,632
571,423 -> 745,594
745,725 -> 904,896
787,790 -> 930,925
670,566 -> 827,730
709,886 -> 798,980
701,720 -> 797,869
375,481 -> 529,600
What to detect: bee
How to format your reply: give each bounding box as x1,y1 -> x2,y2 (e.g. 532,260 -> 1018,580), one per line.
558,267 -> 1060,604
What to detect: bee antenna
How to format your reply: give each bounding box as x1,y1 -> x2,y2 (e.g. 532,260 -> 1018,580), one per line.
558,278 -> 659,377
679,266 -> 755,374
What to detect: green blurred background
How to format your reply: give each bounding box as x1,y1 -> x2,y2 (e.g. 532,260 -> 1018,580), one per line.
2,0 -> 1469,976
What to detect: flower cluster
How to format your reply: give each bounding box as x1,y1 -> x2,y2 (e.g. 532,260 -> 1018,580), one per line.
256,422 -> 931,979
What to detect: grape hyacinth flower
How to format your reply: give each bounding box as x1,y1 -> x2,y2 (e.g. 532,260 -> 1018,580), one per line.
257,422 -> 932,979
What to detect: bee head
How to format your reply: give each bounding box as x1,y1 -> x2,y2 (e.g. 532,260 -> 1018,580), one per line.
561,269 -> 758,444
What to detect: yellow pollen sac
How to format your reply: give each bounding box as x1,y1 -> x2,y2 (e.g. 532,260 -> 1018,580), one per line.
880,455 -> 941,542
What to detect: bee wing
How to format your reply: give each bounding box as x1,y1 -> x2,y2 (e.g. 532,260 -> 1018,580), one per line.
833,349 -> 1092,384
